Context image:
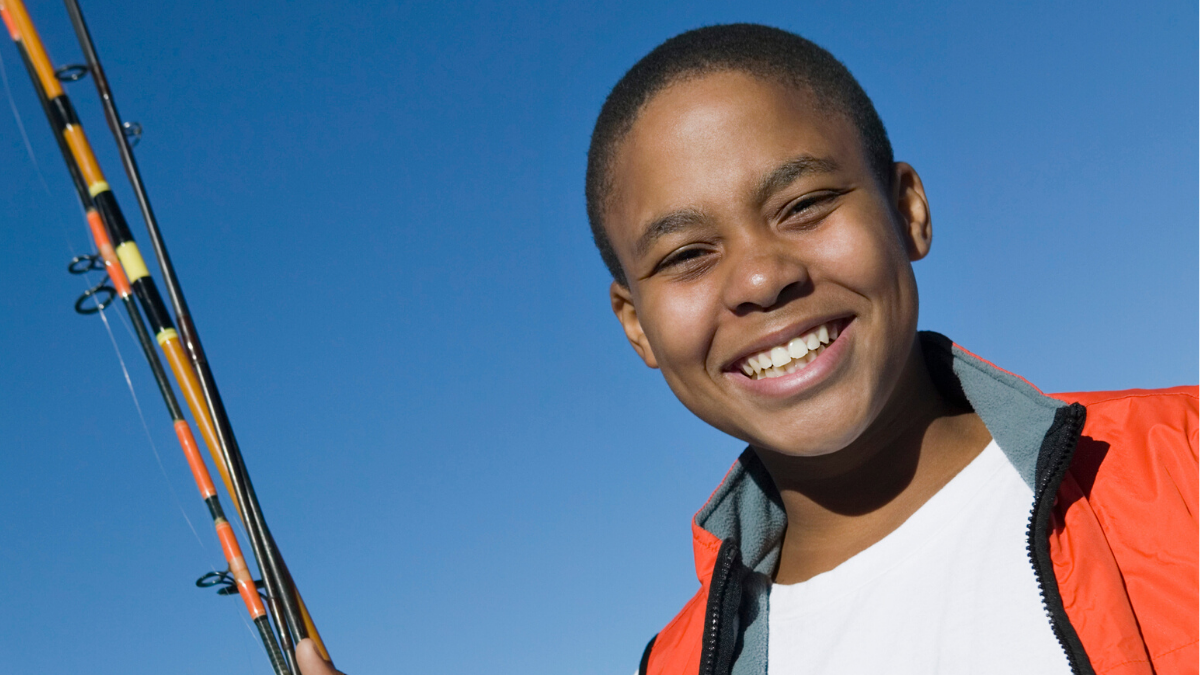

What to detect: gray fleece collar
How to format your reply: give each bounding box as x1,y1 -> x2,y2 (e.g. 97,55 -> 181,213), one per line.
690,332 -> 1067,675
694,331 -> 1064,555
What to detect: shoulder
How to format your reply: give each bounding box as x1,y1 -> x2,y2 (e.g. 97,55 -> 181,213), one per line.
1051,385 -> 1196,537
1050,384 -> 1197,417
1051,385 -> 1197,457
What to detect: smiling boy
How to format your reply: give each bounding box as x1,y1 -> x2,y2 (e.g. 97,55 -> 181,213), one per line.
587,24 -> 1197,675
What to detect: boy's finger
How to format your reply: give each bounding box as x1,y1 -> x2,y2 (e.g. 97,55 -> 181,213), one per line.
296,638 -> 344,675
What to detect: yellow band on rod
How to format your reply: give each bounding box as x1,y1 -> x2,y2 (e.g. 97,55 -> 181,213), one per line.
115,241 -> 151,282
155,328 -> 179,347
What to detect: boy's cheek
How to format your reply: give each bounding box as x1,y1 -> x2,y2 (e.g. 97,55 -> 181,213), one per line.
642,287 -> 720,364
815,212 -> 904,291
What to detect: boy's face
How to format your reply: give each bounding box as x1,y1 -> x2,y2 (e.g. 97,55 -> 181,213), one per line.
605,71 -> 933,457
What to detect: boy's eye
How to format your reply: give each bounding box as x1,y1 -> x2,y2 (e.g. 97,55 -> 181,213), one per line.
656,246 -> 712,273
784,191 -> 841,221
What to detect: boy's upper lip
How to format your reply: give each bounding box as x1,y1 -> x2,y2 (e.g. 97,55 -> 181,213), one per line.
721,313 -> 853,372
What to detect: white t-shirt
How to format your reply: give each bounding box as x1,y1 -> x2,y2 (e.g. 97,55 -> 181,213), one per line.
767,440 -> 1072,674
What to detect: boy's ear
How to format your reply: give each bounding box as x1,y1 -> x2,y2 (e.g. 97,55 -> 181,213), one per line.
610,281 -> 659,369
892,162 -> 933,262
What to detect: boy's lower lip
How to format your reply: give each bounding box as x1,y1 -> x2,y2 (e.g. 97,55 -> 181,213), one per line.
723,318 -> 854,398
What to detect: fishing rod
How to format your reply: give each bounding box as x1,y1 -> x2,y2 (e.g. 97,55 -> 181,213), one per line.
0,15 -> 290,674
58,0 -> 327,664
0,17 -> 294,672
0,0 -> 325,671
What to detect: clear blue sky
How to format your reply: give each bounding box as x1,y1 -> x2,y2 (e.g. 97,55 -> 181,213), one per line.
0,1 -> 1194,673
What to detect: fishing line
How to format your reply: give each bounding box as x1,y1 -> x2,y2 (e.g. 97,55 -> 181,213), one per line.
5,42 -> 212,559
4,45 -> 104,297
6,42 -> 145,355
0,45 -> 81,260
96,259 -> 268,664
96,295 -> 207,550
61,162 -> 262,655
89,264 -> 264,658
95,266 -> 269,663
0,44 -> 46,193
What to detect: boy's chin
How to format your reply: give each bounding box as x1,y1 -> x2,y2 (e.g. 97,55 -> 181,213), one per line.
738,422 -> 866,459
748,438 -> 856,459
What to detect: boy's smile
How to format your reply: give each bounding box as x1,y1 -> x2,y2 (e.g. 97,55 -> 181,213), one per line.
604,71 -> 934,458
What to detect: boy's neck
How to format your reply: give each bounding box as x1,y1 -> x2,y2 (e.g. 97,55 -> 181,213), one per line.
754,342 -> 992,585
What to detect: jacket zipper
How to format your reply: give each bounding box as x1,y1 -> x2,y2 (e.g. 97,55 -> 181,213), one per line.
1025,403 -> 1093,675
700,539 -> 738,675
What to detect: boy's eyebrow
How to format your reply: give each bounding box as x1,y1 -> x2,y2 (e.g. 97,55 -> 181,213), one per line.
753,155 -> 840,205
633,207 -> 710,259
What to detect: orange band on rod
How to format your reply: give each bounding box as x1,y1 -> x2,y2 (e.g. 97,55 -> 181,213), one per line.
216,521 -> 267,618
236,578 -> 266,619
159,336 -> 240,514
1,0 -> 64,98
1,7 -> 18,40
173,420 -> 216,499
87,210 -> 132,297
215,520 -> 241,561
61,126 -> 105,188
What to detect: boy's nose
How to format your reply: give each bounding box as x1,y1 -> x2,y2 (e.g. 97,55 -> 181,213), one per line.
721,242 -> 810,313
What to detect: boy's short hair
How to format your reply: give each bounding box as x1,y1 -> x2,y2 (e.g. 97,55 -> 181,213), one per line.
586,23 -> 895,286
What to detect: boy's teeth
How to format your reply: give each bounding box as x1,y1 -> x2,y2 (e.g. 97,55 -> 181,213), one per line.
788,337 -> 808,359
740,320 -> 843,381
770,346 -> 790,368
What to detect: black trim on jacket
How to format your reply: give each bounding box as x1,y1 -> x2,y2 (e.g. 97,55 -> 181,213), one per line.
1027,402 -> 1094,675
698,539 -> 744,675
638,634 -> 658,675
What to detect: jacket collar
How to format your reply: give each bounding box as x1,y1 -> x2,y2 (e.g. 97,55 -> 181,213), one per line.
690,331 -> 1070,581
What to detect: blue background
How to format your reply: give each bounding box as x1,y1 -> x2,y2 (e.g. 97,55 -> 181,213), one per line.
0,1 -> 1194,673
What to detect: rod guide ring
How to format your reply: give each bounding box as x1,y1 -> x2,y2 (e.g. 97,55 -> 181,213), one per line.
54,64 -> 89,82
196,569 -> 268,597
68,253 -> 105,274
122,121 -> 142,147
74,282 -> 115,314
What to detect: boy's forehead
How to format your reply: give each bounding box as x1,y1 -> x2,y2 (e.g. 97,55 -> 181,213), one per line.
606,71 -> 865,243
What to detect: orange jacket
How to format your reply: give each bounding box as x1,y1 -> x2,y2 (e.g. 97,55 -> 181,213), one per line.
639,334 -> 1197,675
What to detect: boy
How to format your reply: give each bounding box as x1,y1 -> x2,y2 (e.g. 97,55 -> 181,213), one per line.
587,24 -> 1196,675
298,23 -> 1196,675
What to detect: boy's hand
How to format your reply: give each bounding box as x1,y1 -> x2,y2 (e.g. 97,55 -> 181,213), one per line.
297,639 -> 345,675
